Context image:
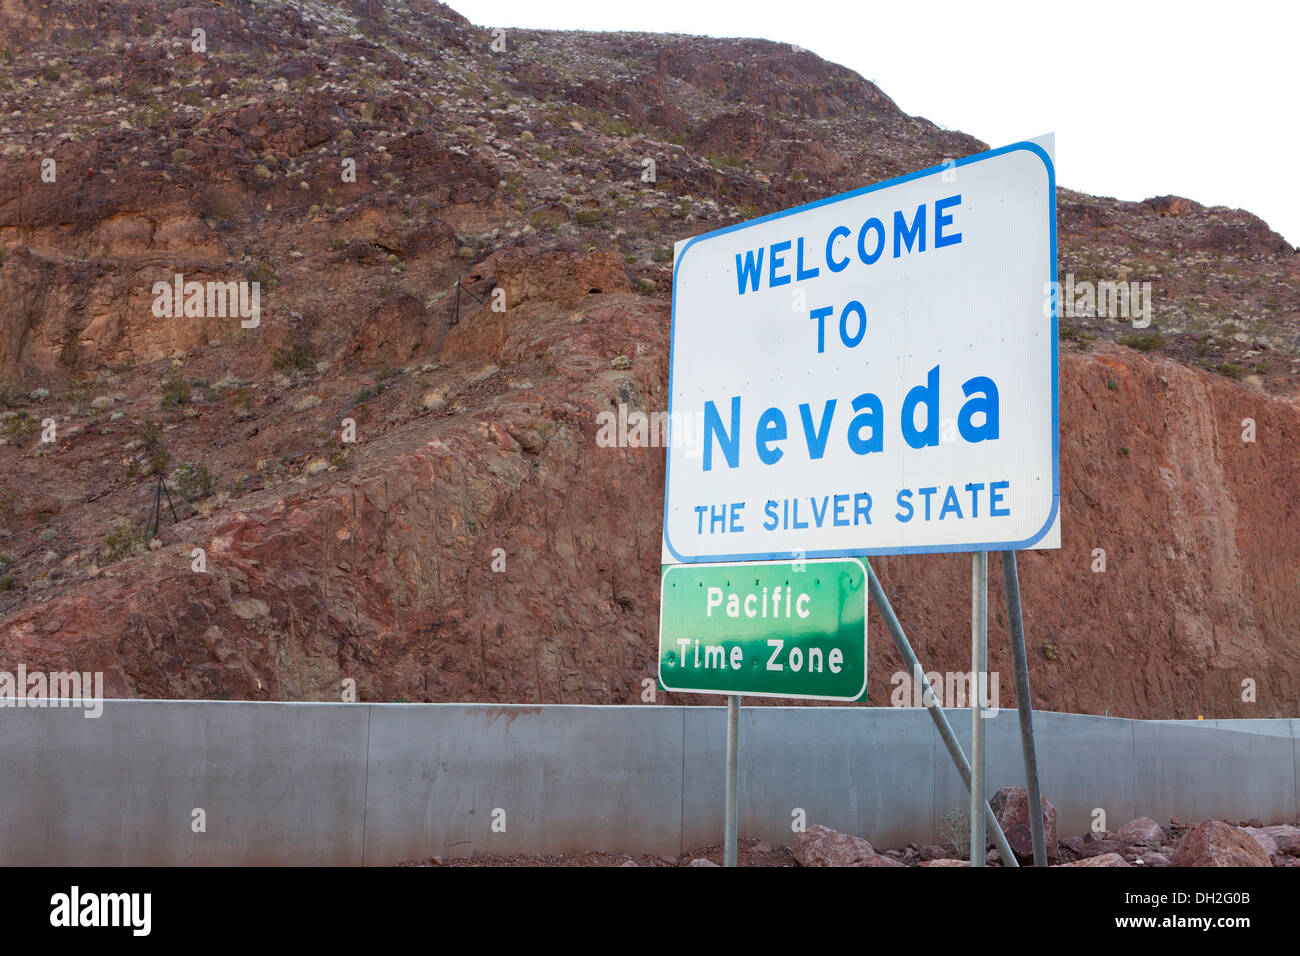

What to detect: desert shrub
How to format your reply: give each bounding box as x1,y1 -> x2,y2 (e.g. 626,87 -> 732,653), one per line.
1059,326 -> 1095,344
159,369 -> 190,410
272,343 -> 315,371
170,462 -> 214,502
0,410 -> 39,444
148,449 -> 171,475
245,260 -> 276,289
137,419 -> 163,451
228,387 -> 254,414
1117,332 -> 1165,352
938,808 -> 970,859
101,521 -> 143,564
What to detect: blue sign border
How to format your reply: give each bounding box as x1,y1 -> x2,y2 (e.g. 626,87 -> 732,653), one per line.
663,141 -> 1059,563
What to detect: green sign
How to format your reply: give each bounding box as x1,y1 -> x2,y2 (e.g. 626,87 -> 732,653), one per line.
658,558 -> 868,701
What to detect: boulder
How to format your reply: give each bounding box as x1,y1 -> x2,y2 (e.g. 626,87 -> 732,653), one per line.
793,825 -> 896,867
1170,820 -> 1272,867
1117,816 -> 1165,846
1242,827 -> 1279,863
988,786 -> 1058,863
1060,834 -> 1086,859
1080,840 -> 1124,858
1262,824 -> 1300,857
1078,830 -> 1124,859
920,859 -> 968,867
919,844 -> 952,861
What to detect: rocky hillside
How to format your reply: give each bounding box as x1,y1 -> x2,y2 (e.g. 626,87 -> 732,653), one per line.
1,0 -> 1297,717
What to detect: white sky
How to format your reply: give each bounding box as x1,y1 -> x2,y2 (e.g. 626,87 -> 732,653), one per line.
451,0 -> 1299,246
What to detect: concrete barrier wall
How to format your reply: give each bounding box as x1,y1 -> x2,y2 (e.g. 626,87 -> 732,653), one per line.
1,701 -> 1295,865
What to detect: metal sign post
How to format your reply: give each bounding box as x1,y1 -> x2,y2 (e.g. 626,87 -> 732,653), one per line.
866,561 -> 1019,866
1002,549 -> 1048,866
724,695 -> 740,867
659,558 -> 868,867
970,552 -> 988,866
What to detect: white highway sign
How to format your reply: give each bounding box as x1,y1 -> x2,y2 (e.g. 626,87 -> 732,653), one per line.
663,139 -> 1059,563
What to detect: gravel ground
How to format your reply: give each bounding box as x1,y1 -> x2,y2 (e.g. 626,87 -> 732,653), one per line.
399,838 -> 797,867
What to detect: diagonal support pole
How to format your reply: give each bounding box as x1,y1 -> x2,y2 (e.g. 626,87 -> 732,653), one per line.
1001,550 -> 1048,867
146,473 -> 162,539
970,552 -> 988,866
159,472 -> 179,523
865,561 -> 1019,866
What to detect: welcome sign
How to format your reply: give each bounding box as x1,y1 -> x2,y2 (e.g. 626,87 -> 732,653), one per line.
662,140 -> 1060,563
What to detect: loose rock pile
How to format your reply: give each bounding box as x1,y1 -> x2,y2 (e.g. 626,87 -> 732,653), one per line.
790,788 -> 1300,867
